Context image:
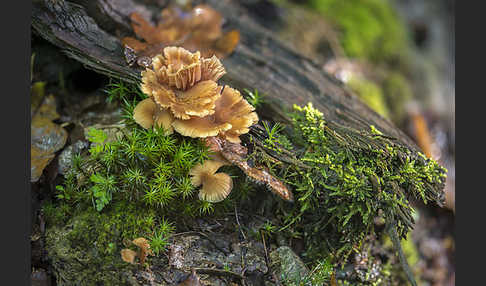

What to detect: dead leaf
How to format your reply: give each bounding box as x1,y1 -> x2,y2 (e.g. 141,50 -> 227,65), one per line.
410,111 -> 434,158
31,85 -> 67,183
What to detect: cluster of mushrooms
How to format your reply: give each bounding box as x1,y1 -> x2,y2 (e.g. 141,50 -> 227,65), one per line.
133,46 -> 259,203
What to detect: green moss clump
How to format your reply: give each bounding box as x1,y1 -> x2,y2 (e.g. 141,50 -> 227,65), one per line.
43,80 -> 230,283
54,81 -> 212,215
262,103 -> 446,264
43,81 -> 257,280
347,77 -> 390,119
307,0 -> 409,63
45,201 -> 156,285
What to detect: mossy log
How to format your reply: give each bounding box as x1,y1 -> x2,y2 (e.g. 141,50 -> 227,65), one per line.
32,0 -> 420,151
33,1 -> 447,284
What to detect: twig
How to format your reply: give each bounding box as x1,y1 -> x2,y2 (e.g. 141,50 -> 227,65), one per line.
261,230 -> 282,286
260,230 -> 270,272
235,204 -> 247,240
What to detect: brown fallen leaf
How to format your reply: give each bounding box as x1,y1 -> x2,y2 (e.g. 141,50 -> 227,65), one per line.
121,4 -> 239,63
31,83 -> 67,182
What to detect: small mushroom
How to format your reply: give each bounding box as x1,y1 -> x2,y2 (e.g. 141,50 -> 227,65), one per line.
172,86 -> 258,143
120,249 -> 137,264
133,98 -> 157,129
120,237 -> 154,265
133,98 -> 175,134
189,160 -> 233,202
132,237 -> 153,265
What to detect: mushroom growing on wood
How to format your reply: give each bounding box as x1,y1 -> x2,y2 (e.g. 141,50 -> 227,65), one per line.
189,160 -> 233,202
139,47 -> 224,120
132,237 -> 153,265
134,46 -> 258,143
172,86 -> 259,143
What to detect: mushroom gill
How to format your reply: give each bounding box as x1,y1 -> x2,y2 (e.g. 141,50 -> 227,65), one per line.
172,86 -> 259,143
200,55 -> 226,82
155,47 -> 202,90
189,160 -> 233,203
140,47 -> 224,120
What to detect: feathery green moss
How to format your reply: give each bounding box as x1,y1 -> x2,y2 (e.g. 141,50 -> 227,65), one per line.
256,103 -> 446,265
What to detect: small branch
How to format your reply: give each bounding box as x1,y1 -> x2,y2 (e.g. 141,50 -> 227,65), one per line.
234,204 -> 247,240
260,230 -> 270,271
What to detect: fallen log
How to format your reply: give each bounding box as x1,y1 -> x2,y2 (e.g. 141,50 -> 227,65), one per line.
32,0 -> 419,151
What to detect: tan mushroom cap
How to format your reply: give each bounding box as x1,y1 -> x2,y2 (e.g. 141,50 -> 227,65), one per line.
154,107 -> 175,134
159,47 -> 202,90
132,237 -> 152,252
172,86 -> 258,142
189,160 -> 233,203
121,249 -> 137,264
141,47 -> 225,120
216,86 -> 259,143
132,237 -> 153,265
200,55 -> 226,82
172,115 -> 232,138
133,98 -> 175,134
133,98 -> 157,129
149,80 -> 222,120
